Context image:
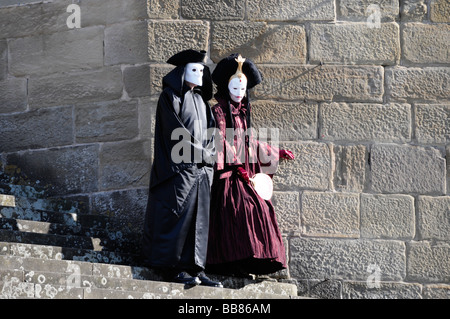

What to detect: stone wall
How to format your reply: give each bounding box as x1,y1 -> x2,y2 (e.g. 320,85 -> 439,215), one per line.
0,0 -> 449,298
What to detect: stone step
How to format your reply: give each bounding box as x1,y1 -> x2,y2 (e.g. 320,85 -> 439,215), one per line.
1,241 -> 137,265
0,227 -> 140,254
0,256 -> 299,299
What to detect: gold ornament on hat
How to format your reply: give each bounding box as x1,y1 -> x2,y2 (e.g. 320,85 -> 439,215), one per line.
228,54 -> 248,84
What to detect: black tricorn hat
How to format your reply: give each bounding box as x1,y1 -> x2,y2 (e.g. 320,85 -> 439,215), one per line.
212,53 -> 262,92
167,49 -> 207,66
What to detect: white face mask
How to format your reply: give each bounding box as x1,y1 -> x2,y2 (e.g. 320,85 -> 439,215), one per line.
184,63 -> 204,86
228,76 -> 247,103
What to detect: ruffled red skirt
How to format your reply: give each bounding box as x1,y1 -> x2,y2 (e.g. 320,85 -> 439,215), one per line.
206,168 -> 286,275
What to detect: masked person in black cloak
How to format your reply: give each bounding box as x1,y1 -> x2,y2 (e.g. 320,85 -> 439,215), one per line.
206,54 -> 295,277
142,49 -> 222,287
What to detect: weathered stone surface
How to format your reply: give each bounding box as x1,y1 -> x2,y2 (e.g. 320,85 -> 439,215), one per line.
0,40 -> 6,81
149,64 -> 173,97
423,284 -> 450,299
5,145 -> 99,196
332,144 -> 367,193
320,102 -> 411,143
386,67 -> 450,102
91,188 -> 148,232
123,65 -> 151,98
301,191 -> 360,238
400,0 -> 428,21
181,0 -> 245,20
79,0 -> 148,26
99,139 -> 152,190
75,100 -> 139,143
148,20 -> 209,62
418,196 -> 450,241
342,281 -> 422,299
147,0 -> 179,19
447,146 -> 450,196
211,22 -> 306,64
430,0 -> 450,22
310,23 -> 400,65
415,103 -> 450,145
339,0 -> 399,21
407,241 -> 450,283
9,26 -> 104,76
273,142 -> 331,191
402,23 -> 450,64
361,194 -> 415,239
371,144 -> 446,195
0,1 -> 67,39
0,77 -> 28,114
0,106 -> 73,153
251,101 -> 317,141
0,194 -> 15,207
138,97 -> 157,140
290,238 -> 406,281
272,191 -> 300,233
254,65 -> 384,102
247,0 -> 335,21
28,67 -> 123,108
105,21 -> 149,65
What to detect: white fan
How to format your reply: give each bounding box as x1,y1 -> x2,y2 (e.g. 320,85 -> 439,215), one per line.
249,173 -> 273,201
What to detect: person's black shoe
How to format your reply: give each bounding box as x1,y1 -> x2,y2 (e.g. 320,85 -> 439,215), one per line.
197,271 -> 223,288
173,271 -> 201,286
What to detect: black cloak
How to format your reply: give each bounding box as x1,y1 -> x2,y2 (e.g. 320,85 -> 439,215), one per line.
142,52 -> 216,272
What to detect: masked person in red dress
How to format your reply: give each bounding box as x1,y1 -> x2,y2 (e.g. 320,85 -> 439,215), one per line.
206,54 -> 295,277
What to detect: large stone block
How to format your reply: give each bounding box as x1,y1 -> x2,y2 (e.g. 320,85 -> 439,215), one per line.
247,0 -> 335,21
9,26 -> 104,76
338,0 -> 399,21
0,1 -> 67,39
105,21 -> 149,65
123,65 -> 151,98
332,144 -> 367,193
99,139 -> 152,191
0,106 -> 73,153
289,238 -> 406,281
251,101 -> 317,141
0,77 -> 28,114
407,241 -> 450,283
148,0 -> 179,19
181,0 -> 245,20
320,102 -> 411,143
400,0 -> 428,22
273,142 -> 331,191
5,145 -> 99,196
148,20 -> 209,62
254,65 -> 384,102
301,191 -> 360,238
402,23 -> 450,64
75,100 -> 140,143
430,0 -> 450,22
386,67 -> 450,102
271,191 -> 300,233
342,281 -> 422,299
211,22 -> 306,64
309,23 -> 400,65
361,194 -> 415,239
28,67 -> 123,108
417,196 -> 450,241
415,103 -> 450,145
79,0 -> 148,26
370,144 -> 446,195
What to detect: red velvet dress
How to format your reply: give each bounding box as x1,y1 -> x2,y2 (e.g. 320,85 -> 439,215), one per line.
206,97 -> 286,275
